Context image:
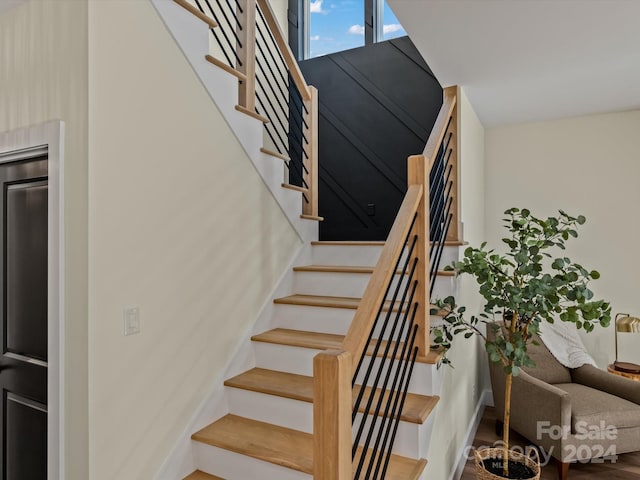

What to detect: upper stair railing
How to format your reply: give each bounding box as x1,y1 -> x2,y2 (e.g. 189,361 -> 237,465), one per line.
313,86 -> 460,479
429,86 -> 459,295
174,0 -> 319,219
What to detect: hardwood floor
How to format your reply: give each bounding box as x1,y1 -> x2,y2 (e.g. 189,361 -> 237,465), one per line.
460,407 -> 640,479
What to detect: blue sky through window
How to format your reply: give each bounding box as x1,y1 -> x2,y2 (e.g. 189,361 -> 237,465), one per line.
308,0 -> 406,58
382,1 -> 406,41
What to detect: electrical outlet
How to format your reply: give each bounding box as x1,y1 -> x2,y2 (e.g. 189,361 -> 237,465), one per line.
124,307 -> 140,336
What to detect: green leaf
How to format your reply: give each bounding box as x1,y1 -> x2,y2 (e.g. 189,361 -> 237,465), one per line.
590,270 -> 601,279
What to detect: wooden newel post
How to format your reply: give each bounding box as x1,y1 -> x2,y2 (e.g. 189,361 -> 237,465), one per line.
237,0 -> 256,111
313,350 -> 352,480
303,86 -> 319,217
407,155 -> 430,356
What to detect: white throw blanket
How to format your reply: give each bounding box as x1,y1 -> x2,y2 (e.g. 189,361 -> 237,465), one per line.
539,320 -> 597,369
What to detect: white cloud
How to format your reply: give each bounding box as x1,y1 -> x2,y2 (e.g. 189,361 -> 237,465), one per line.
348,24 -> 365,35
310,35 -> 321,41
310,0 -> 327,14
383,24 -> 404,35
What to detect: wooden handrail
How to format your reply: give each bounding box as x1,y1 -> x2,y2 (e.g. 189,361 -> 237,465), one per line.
255,0 -> 312,102
423,86 -> 457,167
341,183 -> 423,376
407,155 -> 429,354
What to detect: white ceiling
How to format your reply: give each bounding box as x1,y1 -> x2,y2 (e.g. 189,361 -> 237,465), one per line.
389,0 -> 640,127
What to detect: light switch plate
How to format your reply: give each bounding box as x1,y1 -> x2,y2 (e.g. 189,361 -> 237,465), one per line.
124,307 -> 140,336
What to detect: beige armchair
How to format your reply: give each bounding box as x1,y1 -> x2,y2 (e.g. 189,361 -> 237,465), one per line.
487,327 -> 640,479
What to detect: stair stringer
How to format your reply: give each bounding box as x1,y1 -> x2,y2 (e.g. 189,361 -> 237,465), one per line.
153,242 -> 314,479
150,0 -> 317,242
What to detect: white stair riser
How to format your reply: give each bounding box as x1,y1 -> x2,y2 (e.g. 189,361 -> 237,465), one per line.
253,341 -> 441,395
431,274 -> 458,301
273,304 -> 354,335
293,271 -> 456,301
192,442 -> 311,480
253,342 -> 316,377
354,355 -> 443,397
353,412 -> 423,458
226,387 -> 423,457
293,271 -> 402,299
311,245 -> 383,266
226,387 -> 313,433
435,245 -> 461,269
273,303 -> 444,339
311,244 -> 460,268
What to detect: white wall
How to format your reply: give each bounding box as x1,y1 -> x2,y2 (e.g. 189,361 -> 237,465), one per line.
0,2 -> 89,479
88,1 -> 301,479
424,87 -> 489,480
486,110 -> 640,367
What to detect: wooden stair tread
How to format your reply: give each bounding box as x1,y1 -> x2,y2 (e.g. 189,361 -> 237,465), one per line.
253,328 -> 343,350
274,293 -> 448,316
274,293 -> 387,310
355,447 -> 427,480
183,471 -> 224,480
260,147 -> 290,162
423,345 -> 446,364
173,0 -> 218,29
192,414 -> 313,473
311,240 -> 467,246
311,241 -> 385,246
204,55 -> 246,81
224,367 -> 439,424
293,264 -> 453,276
234,105 -> 269,123
252,328 -> 442,365
281,183 -> 309,194
192,414 -> 426,479
300,214 -> 324,221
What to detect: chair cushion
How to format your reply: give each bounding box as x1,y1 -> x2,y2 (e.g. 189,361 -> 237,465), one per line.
522,334 -> 572,384
555,383 -> 640,432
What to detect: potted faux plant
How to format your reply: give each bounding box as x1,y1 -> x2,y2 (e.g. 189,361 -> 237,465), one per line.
432,208 -> 611,479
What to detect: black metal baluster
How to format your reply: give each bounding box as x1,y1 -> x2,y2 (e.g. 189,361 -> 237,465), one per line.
361,282 -> 418,480
379,331 -> 419,478
352,216 -> 417,391
353,258 -> 418,472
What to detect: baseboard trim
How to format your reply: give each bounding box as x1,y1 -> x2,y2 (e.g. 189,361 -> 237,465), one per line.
450,389 -> 492,480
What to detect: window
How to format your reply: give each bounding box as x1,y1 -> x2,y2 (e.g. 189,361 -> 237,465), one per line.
293,0 -> 407,59
308,0 -> 366,58
381,1 -> 406,41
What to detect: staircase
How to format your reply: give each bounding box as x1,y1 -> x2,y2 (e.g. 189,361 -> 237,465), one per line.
180,240 -> 466,479
150,0 -> 463,477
